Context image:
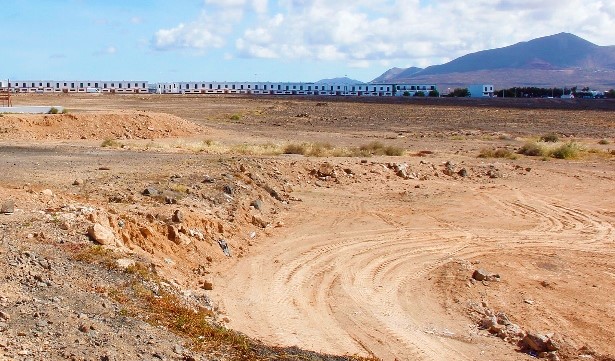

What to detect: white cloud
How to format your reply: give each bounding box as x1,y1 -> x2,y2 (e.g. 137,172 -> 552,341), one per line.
152,0 -> 615,64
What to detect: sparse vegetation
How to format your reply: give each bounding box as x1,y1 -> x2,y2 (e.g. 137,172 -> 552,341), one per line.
551,142 -> 583,159
598,139 -> 610,145
229,114 -> 241,121
540,133 -> 560,142
518,141 -> 548,157
101,138 -> 122,148
358,141 -> 404,156
478,148 -> 517,159
48,107 -> 59,114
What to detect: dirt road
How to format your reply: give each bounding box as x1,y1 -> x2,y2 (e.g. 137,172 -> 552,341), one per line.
215,157 -> 615,360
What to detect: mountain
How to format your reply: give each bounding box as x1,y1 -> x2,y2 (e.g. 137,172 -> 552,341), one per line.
371,67 -> 421,83
316,77 -> 364,84
372,33 -> 615,89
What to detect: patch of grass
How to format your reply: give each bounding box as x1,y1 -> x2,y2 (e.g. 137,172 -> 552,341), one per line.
359,141 -> 404,156
168,182 -> 189,194
478,148 -> 517,159
540,133 -> 560,142
61,108 -> 69,114
229,114 -> 241,121
551,141 -> 583,159
72,245 -> 118,269
101,138 -> 122,148
518,141 -> 548,157
598,139 -> 610,145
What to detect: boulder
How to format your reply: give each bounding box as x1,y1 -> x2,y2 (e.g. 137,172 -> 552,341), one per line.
73,178 -> 84,186
87,223 -> 116,245
318,162 -> 336,178
142,187 -> 158,196
116,258 -> 136,270
472,269 -> 490,281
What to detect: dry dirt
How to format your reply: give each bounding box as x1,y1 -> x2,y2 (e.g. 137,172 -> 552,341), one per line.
1,94 -> 614,361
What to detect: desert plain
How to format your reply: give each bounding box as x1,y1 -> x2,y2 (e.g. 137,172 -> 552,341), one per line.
0,94 -> 614,361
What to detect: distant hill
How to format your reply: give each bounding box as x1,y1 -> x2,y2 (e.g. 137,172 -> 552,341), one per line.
371,67 -> 421,83
372,33 -> 615,89
316,77 -> 363,84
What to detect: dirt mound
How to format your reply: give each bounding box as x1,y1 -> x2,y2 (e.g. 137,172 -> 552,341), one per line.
0,111 -> 203,141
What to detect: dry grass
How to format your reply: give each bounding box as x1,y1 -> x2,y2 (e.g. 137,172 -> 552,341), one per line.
101,138 -> 122,148
518,140 -> 586,159
518,141 -> 548,157
478,148 -> 518,159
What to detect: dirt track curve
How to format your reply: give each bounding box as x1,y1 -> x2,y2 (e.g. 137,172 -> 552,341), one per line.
214,171 -> 615,361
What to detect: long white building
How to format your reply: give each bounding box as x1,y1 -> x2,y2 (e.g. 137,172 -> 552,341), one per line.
6,80 -> 149,94
3,79 -> 437,97
156,81 -> 437,97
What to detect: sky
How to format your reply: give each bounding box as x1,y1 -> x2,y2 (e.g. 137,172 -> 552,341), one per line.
2,0 -> 615,83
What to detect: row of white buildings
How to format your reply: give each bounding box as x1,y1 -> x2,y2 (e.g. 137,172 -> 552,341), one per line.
1,80 -> 441,97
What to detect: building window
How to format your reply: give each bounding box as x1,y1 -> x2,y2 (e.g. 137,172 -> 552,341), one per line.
46,83 -> 50,87
119,83 -> 122,88
95,83 -> 98,87
128,83 -> 131,88
71,83 -> 75,88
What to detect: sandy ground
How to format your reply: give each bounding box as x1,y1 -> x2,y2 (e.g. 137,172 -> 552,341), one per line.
1,94 -> 614,361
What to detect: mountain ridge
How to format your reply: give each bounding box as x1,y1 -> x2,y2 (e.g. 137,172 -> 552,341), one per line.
372,33 -> 615,89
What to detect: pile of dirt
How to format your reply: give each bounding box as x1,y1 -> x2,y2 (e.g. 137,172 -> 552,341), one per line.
0,111 -> 203,141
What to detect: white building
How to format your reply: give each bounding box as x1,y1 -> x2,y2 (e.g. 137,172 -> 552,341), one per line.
7,80 -> 149,94
468,84 -> 494,97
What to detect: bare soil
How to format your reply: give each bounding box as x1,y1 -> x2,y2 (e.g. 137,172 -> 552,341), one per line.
1,94 -> 614,361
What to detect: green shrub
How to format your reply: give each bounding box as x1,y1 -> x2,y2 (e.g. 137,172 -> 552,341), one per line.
48,107 -> 59,114
229,114 -> 241,121
551,142 -> 582,159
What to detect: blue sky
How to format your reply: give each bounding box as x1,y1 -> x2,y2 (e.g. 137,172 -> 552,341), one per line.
2,0 -> 614,82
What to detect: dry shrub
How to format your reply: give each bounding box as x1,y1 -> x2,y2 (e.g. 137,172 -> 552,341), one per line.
101,138 -> 121,148
478,148 -> 517,159
598,139 -> 610,145
518,141 -> 547,157
540,133 -> 560,142
359,141 -> 404,156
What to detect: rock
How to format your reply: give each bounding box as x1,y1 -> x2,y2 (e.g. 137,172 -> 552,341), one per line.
264,184 -> 283,201
42,189 -> 54,197
0,311 -> 9,321
172,210 -> 183,223
202,175 -> 215,183
116,258 -> 136,270
250,199 -> 264,210
1,200 -> 15,214
487,168 -> 502,179
73,178 -> 84,186
252,214 -> 269,228
480,315 -> 497,329
472,269 -> 490,281
217,239 -> 231,257
87,223 -> 116,245
443,161 -> 456,176
167,225 -> 181,244
458,168 -> 468,177
142,187 -> 158,196
201,281 -> 213,291
165,196 -> 177,204
223,184 -> 234,195
318,162 -> 336,178
522,332 -> 559,353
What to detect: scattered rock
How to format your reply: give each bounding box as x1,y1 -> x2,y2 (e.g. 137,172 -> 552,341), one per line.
165,196 -> 177,204
87,223 -> 116,246
250,199 -> 264,210
202,175 -> 215,183
223,184 -> 234,195
472,268 -> 500,282
521,332 -> 559,353
172,210 -> 183,223
201,280 -> 213,291
458,168 -> 468,177
42,189 -> 54,197
116,258 -> 136,270
73,178 -> 84,186
252,214 -> 269,228
318,162 -> 336,178
217,239 -> 231,257
1,200 -> 15,214
142,187 -> 158,196
443,161 -> 455,176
